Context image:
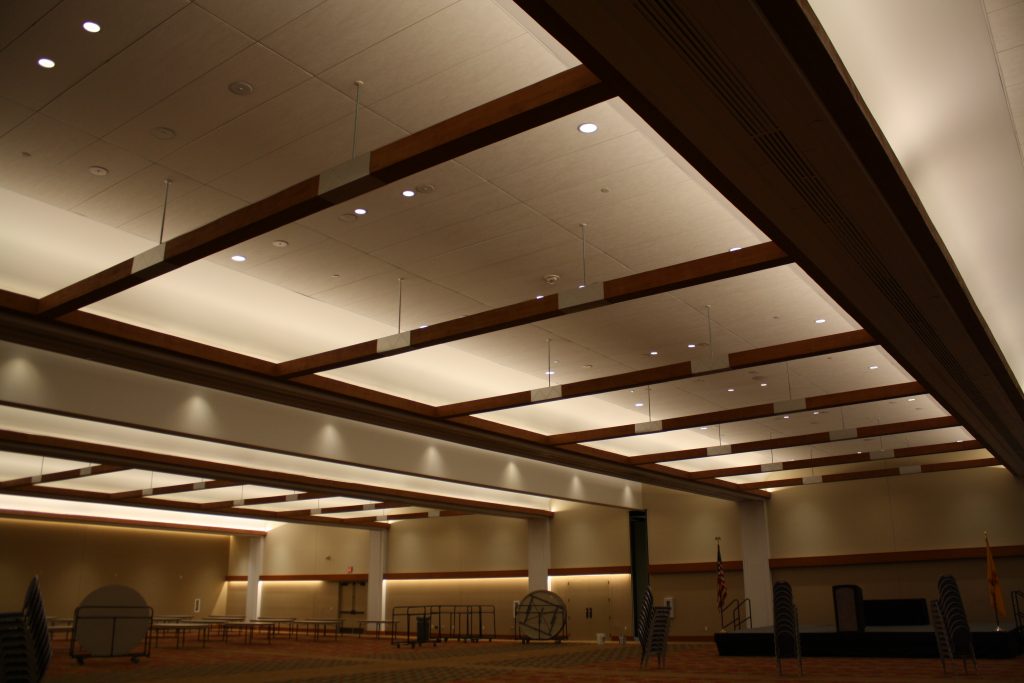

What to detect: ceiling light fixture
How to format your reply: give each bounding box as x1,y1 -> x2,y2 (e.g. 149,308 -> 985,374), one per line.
700,426 -> 709,430
648,351 -> 658,356
535,295 -> 544,300
82,21 -> 101,32
729,246 -> 741,252
869,365 -> 879,370
782,415 -> 790,419
815,318 -> 826,324
228,80 -> 254,96
353,208 -> 367,215
231,254 -> 246,262
88,165 -> 108,176
687,343 -> 696,349
727,388 -> 735,392
271,240 -> 289,248
760,383 -> 767,387
907,397 -> 916,402
545,371 -> 555,376
634,402 -> 644,408
37,57 -> 55,69
813,411 -> 820,415
401,189 -> 415,197
577,122 -> 598,134
151,126 -> 176,140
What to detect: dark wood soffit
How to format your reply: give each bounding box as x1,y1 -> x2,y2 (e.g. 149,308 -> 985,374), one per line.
689,439 -> 981,479
34,65 -> 611,318
631,415 -> 960,465
0,428 -> 553,520
740,457 -> 998,490
550,381 -> 923,444
276,242 -> 791,377
439,330 -> 874,417
510,0 -> 1024,474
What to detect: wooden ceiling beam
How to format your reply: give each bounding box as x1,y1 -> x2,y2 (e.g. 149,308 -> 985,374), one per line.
438,329 -> 874,417
688,439 -> 981,479
109,478 -> 238,500
0,464 -> 126,490
549,381 -> 924,444
738,457 -> 1000,490
275,242 -> 791,377
631,415 -> 960,465
0,428 -> 553,519
34,65 -> 611,318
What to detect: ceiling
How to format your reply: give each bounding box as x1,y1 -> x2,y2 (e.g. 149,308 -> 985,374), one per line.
0,0 -> 1019,533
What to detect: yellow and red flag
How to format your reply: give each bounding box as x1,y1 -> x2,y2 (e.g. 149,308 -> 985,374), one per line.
985,534 -> 1007,619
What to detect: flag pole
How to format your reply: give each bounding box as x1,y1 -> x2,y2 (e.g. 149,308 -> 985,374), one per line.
986,531 -> 1003,631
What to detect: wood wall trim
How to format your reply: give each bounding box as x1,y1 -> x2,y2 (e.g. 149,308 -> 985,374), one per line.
650,561 -> 743,574
224,574 -> 371,582
0,508 -> 265,536
384,570 -> 528,580
770,544 -> 1024,569
549,565 -> 631,576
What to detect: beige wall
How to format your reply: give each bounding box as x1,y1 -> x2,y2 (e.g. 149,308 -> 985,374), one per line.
644,485 -> 742,564
0,518 -> 228,618
260,523 -> 370,575
388,515 -> 527,573
651,570 -> 744,637
550,501 -> 629,568
385,578 -> 527,638
768,465 -> 1024,558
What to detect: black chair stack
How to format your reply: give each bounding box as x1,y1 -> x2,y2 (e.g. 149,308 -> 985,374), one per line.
0,576 -> 51,683
635,586 -> 654,659
773,581 -> 802,675
932,575 -> 975,674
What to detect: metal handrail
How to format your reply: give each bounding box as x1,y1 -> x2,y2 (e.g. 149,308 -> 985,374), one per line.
1012,590 -> 1023,633
720,597 -> 751,631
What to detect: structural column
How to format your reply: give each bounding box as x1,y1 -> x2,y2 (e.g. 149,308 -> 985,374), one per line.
739,500 -> 773,627
367,528 -> 387,622
527,518 -> 551,593
245,536 -> 265,621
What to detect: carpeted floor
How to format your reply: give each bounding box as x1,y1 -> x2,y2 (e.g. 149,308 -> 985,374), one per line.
44,636 -> 1024,682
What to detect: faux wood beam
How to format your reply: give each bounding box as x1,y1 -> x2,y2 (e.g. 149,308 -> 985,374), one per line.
8,483 -> 389,530
0,429 -> 553,519
0,464 -> 125,489
549,381 -> 924,444
439,329 -> 874,417
688,440 -> 981,479
109,479 -> 238,500
276,242 -> 791,377
35,65 -> 611,318
739,457 -> 999,490
630,415 -> 960,465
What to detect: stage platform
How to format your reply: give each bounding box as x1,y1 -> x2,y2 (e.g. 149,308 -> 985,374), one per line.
715,623 -> 1022,659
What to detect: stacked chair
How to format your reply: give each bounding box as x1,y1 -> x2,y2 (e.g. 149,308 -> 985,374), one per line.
636,586 -> 671,668
0,576 -> 51,683
931,575 -> 976,674
773,581 -> 802,675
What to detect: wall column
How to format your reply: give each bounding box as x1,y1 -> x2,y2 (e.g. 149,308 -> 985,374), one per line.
527,518 -> 551,592
739,500 -> 773,627
367,528 -> 387,622
245,536 -> 264,620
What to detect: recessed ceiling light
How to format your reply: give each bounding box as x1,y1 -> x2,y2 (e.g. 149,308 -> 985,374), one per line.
228,80 -> 254,96
869,365 -> 879,370
87,165 -> 108,176
545,371 -> 555,375
401,189 -> 415,197
700,426 -> 709,430
687,343 -> 696,349
577,122 -> 598,134
814,318 -> 826,324
151,126 -> 176,140
812,411 -> 820,415
760,383 -> 767,387
82,21 -> 101,33
956,439 -> 963,443
582,364 -> 592,369
782,415 -> 790,419
727,388 -> 735,392
907,397 -> 916,402
353,208 -> 367,215
271,240 -> 289,248
37,57 -> 55,69
418,324 -> 428,329
649,351 -> 658,356
535,295 -> 544,300
634,402 -> 644,408
231,254 -> 246,262
729,246 -> 741,252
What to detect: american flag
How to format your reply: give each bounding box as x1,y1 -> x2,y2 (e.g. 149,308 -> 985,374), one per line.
716,540 -> 727,611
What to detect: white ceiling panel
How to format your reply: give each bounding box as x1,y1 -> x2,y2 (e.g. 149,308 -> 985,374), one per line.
155,484 -> 292,504
320,0 -> 525,107
0,0 -> 61,51
0,187 -> 151,296
241,239 -> 397,296
262,0 -> 456,76
104,43 -> 312,161
370,32 -> 566,132
196,0 -> 324,40
37,468 -> 200,494
0,452 -> 87,480
72,163 -> 203,229
0,96 -> 32,136
214,222 -> 328,269
210,107 -> 406,202
0,112 -> 95,176
162,77 -> 353,184
42,4 -> 250,137
243,496 -> 377,513
118,183 -> 247,242
0,0 -> 188,110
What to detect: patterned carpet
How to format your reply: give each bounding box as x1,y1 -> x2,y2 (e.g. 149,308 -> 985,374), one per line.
44,636 -> 1024,682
